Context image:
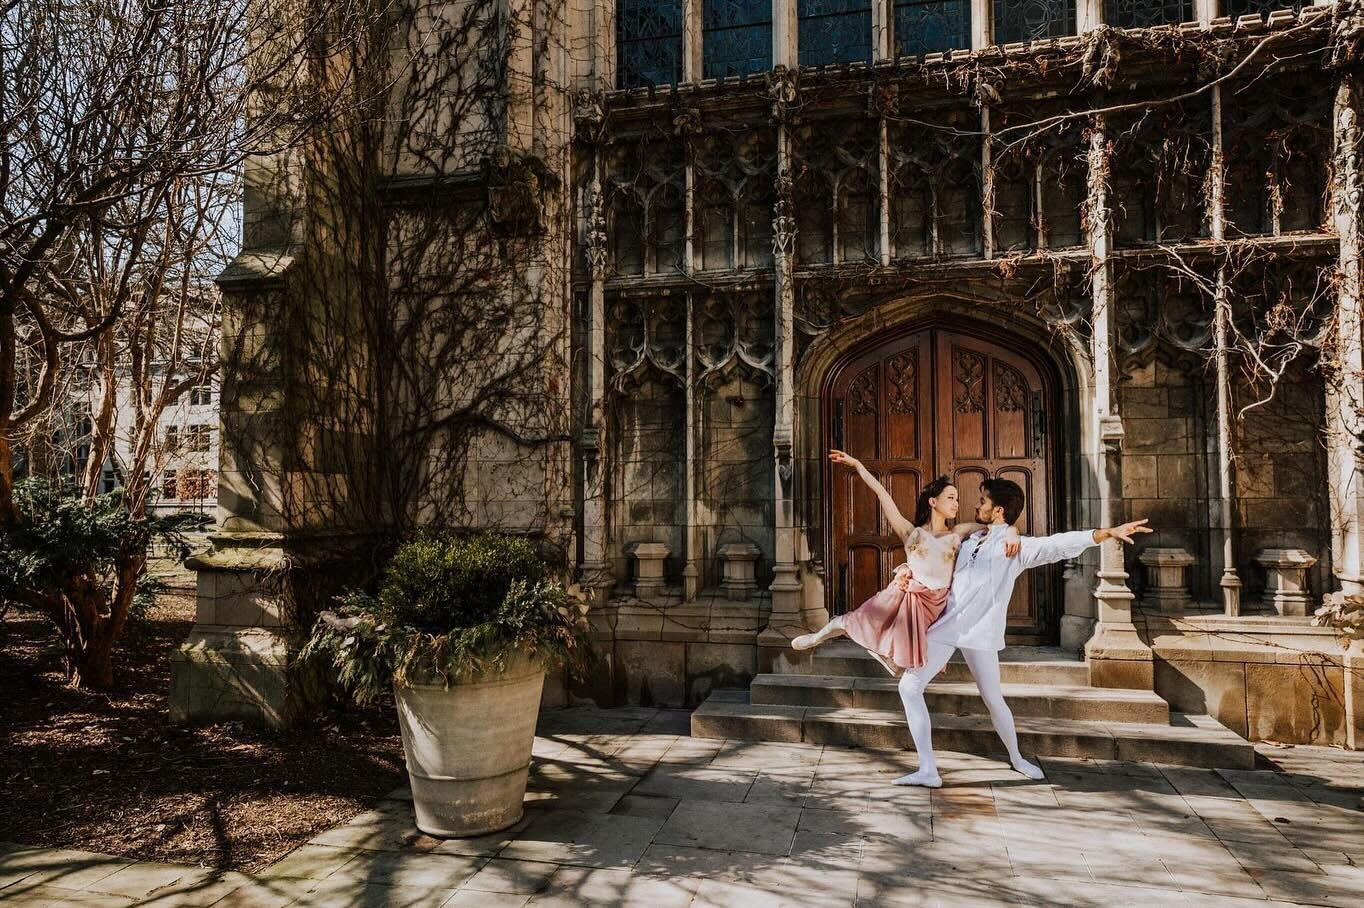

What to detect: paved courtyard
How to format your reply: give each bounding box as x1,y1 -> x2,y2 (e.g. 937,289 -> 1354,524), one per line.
2,707 -> 1363,907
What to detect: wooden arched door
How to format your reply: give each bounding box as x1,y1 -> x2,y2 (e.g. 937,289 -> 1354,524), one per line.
825,325 -> 1057,643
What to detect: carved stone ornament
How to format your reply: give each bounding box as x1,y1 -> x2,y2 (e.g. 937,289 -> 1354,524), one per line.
868,81 -> 899,118
483,144 -> 549,237
766,65 -> 799,121
585,187 -> 608,276
771,167 -> 796,257
572,88 -> 606,136
673,107 -> 702,137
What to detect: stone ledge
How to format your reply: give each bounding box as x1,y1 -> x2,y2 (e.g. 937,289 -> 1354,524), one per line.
594,594 -> 771,645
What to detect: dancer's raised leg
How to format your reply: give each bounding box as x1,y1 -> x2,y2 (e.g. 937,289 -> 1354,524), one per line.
792,615 -> 847,651
893,641 -> 956,787
960,647 -> 1044,780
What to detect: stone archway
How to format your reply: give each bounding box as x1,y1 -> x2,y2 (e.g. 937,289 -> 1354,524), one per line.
794,298 -> 1097,648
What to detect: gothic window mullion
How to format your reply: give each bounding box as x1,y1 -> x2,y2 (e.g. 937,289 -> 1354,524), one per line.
1032,158 -> 1045,249
929,183 -> 942,257
831,175 -> 843,263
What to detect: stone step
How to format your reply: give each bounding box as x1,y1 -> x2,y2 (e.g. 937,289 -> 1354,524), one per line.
691,691 -> 1255,769
806,641 -> 1090,686
749,673 -> 1171,724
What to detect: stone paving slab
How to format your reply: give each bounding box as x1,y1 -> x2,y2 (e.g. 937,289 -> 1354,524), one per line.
4,708 -> 1363,907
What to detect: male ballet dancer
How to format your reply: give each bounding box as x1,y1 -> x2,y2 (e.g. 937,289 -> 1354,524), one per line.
894,479 -> 1151,788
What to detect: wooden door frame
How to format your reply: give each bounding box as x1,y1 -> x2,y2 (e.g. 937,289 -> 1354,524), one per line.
819,314 -> 1068,644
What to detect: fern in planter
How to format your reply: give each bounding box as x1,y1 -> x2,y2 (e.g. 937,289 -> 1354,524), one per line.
300,532 -> 593,703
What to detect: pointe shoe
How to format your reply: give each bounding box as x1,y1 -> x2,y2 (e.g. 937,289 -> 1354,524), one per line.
893,769 -> 942,788
1011,757 -> 1045,781
792,621 -> 843,651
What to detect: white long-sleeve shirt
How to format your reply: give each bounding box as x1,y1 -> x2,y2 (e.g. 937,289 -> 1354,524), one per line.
927,524 -> 1099,652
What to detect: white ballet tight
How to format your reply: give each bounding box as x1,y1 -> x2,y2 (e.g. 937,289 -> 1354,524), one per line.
895,641 -> 1043,784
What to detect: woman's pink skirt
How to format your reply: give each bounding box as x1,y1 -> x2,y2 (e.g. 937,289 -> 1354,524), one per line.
842,574 -> 949,670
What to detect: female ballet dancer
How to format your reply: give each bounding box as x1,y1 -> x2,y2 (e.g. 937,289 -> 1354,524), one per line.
791,450 -> 1019,675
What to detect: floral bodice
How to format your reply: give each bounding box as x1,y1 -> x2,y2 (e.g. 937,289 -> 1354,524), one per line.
898,527 -> 961,592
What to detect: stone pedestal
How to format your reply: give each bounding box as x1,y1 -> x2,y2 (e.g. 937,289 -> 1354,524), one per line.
718,543 -> 762,600
1346,638 -> 1364,751
629,542 -> 670,598
1139,547 -> 1196,613
169,533 -> 308,728
1254,548 -> 1318,616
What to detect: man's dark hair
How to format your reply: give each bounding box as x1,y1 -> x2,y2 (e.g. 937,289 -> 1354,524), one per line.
980,478 -> 1026,525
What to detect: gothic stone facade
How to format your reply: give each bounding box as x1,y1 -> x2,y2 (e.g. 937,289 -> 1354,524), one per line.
171,0 -> 1364,748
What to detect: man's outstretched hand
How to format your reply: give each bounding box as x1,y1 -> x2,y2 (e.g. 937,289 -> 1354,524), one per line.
1095,519 -> 1153,545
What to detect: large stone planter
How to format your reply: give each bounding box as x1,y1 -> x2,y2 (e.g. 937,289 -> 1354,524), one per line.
394,654 -> 545,837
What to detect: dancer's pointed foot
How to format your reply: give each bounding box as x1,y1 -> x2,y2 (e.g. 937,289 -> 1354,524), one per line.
893,769 -> 942,788
1011,757 -> 1045,781
869,650 -> 901,677
792,618 -> 844,651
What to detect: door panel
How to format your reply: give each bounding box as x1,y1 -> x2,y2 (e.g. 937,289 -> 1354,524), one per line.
827,325 -> 1055,641
828,333 -> 934,615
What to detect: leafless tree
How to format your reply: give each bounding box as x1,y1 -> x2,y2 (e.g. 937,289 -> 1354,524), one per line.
0,0 -> 369,687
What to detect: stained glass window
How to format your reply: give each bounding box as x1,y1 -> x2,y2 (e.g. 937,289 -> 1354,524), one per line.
618,0 -> 683,89
894,0 -> 970,57
1105,0 -> 1192,27
1221,0 -> 1302,16
798,0 -> 873,68
993,0 -> 1075,44
704,0 -> 772,79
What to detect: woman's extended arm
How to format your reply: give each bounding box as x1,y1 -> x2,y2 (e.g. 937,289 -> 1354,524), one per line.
828,449 -> 914,539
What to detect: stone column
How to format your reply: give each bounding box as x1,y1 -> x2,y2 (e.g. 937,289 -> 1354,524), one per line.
1328,76 -> 1364,595
577,96 -> 614,606
1209,84 -> 1243,615
682,0 -> 702,82
1082,117 -> 1153,690
1346,638 -> 1364,751
759,67 -> 808,647
971,0 -> 990,50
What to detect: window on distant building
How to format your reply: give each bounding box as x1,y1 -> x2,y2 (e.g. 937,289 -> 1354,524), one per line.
190,383 -> 213,406
617,0 -> 683,89
163,470 -> 178,499
894,0 -> 971,57
165,425 -> 180,452
188,424 -> 212,452
798,0 -> 873,67
703,0 -> 772,79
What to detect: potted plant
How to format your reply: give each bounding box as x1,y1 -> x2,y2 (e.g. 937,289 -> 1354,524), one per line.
301,531 -> 592,837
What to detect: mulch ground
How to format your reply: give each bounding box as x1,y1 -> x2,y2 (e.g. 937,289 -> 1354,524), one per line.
0,594 -> 406,873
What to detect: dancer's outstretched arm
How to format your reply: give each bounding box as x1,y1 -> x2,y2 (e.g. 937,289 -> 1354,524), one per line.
1016,519 -> 1152,570
828,449 -> 913,539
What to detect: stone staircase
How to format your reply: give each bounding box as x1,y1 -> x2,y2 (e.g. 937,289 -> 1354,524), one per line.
691,640 -> 1256,769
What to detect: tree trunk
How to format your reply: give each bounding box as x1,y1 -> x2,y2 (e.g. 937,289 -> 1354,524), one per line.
0,432 -> 17,526
71,615 -> 117,690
